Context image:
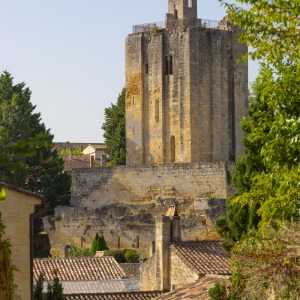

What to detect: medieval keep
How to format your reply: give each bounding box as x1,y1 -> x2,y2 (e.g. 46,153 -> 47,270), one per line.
45,0 -> 249,259
126,0 -> 248,165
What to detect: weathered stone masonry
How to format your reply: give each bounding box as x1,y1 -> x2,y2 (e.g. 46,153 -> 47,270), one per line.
46,162 -> 234,256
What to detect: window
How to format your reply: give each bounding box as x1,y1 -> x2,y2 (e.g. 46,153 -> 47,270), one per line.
169,55 -> 173,75
145,63 -> 149,74
174,4 -> 178,19
155,100 -> 159,122
165,56 -> 169,75
170,135 -> 175,162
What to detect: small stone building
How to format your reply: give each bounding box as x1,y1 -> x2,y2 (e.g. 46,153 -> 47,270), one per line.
140,205 -> 230,291
0,182 -> 43,300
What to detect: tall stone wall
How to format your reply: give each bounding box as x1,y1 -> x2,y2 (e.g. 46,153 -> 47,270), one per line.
70,162 -> 233,208
46,162 -> 234,257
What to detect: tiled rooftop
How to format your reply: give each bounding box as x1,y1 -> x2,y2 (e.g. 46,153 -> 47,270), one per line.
59,279 -> 140,294
156,276 -> 227,300
171,241 -> 231,276
64,291 -> 163,300
61,155 -> 102,172
33,257 -> 126,282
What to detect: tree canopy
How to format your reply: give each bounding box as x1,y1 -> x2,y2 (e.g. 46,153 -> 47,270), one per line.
212,1 -> 300,298
0,71 -> 71,212
101,88 -> 126,166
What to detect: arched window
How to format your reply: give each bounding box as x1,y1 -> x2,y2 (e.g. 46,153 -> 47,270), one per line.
170,135 -> 175,162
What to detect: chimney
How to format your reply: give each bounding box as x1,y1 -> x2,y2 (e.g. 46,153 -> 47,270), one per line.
155,216 -> 171,291
155,203 -> 181,291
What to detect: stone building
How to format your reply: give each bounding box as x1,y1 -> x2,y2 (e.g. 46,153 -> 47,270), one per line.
0,183 -> 42,300
140,205 -> 230,291
45,0 -> 248,257
126,0 -> 248,165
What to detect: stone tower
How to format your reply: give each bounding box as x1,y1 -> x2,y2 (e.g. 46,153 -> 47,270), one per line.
125,0 -> 248,165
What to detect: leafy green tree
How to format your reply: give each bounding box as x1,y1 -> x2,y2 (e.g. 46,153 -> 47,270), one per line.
67,245 -> 91,258
104,249 -> 140,263
124,249 -> 140,263
0,71 -> 71,212
91,233 -> 109,256
216,0 -> 300,241
33,273 -> 44,300
101,88 -> 126,166
46,271 -> 64,300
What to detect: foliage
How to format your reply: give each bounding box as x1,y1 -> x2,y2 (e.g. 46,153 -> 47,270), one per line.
219,0 -> 300,66
104,249 -> 140,263
216,0 -> 300,244
124,249 -> 140,263
101,88 -> 126,166
67,245 -> 91,258
60,148 -> 82,155
0,213 -> 16,300
33,273 -> 44,300
105,249 -> 127,263
46,271 -> 64,300
91,233 -> 109,256
208,281 -> 229,300
0,71 -> 71,212
230,223 -> 300,299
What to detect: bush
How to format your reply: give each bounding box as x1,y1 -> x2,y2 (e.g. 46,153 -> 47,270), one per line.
104,249 -> 140,263
91,233 -> 108,256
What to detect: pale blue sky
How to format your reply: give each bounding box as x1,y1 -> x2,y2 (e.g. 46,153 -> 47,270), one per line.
0,0 -> 258,143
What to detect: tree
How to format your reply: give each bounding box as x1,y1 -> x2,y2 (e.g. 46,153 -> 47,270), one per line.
216,0 -> 300,238
46,271 -> 64,300
91,233 -> 108,256
212,1 -> 300,298
101,88 -> 126,166
0,71 -> 71,212
67,245 -> 91,258
229,224 -> 300,299
33,273 -> 44,300
219,0 -> 300,66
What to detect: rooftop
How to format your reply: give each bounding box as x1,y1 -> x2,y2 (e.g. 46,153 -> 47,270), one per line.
171,241 -> 231,276
156,276 -> 228,300
33,257 -> 126,282
64,291 -> 163,300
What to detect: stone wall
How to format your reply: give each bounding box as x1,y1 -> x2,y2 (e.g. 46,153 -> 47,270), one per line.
140,255 -> 157,291
46,162 -> 234,257
170,252 -> 198,289
120,263 -> 141,280
70,162 -> 233,208
126,24 -> 248,165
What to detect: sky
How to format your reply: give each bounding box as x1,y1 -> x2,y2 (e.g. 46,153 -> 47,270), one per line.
0,0 -> 258,143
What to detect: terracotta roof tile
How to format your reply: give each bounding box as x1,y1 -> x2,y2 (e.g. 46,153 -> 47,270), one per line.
171,241 -> 231,276
64,291 -> 162,300
33,257 -> 126,282
156,277 -> 228,300
59,279 -> 140,294
61,155 -> 102,172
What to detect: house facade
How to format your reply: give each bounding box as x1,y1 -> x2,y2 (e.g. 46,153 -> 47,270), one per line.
0,183 -> 42,300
